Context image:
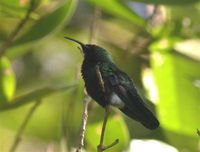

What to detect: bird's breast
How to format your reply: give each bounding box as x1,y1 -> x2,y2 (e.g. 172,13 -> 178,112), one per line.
81,62 -> 107,107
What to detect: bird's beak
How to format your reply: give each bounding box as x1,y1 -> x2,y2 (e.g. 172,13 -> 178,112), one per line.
64,36 -> 85,50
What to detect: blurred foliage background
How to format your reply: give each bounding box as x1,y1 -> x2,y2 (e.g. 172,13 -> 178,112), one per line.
0,0 -> 200,152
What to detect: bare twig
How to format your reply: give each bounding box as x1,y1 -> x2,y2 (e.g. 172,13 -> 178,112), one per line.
75,6 -> 101,152
101,139 -> 119,151
9,99 -> 41,152
125,5 -> 160,57
60,99 -> 68,152
0,0 -> 37,57
76,95 -> 91,152
88,6 -> 101,44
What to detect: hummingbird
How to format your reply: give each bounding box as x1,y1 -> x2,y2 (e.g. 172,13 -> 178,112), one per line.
65,37 -> 159,130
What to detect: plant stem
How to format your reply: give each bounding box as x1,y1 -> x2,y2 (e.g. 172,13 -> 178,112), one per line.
95,66 -> 119,152
9,100 -> 41,152
61,99 -> 68,152
89,6 -> 101,44
97,107 -> 119,152
98,106 -> 109,151
0,0 -> 37,57
76,95 -> 91,152
75,6 -> 101,152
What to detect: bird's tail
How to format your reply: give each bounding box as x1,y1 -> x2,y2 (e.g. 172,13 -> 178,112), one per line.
120,103 -> 159,130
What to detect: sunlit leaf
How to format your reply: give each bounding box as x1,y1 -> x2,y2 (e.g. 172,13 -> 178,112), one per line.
88,0 -> 145,27
131,0 -> 199,5
12,0 -> 78,46
151,47 -> 200,137
0,56 -> 16,104
86,107 -> 130,152
164,130 -> 199,151
0,84 -> 76,111
149,37 -> 180,53
175,39 -> 200,61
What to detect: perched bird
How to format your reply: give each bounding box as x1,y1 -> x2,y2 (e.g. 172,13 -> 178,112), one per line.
65,37 -> 159,130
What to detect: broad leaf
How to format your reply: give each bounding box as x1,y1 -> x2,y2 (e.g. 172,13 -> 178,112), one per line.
12,0 -> 78,46
151,41 -> 200,137
0,56 -> 16,104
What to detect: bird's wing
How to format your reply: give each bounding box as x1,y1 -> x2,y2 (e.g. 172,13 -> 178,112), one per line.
97,62 -> 159,130
97,62 -> 142,103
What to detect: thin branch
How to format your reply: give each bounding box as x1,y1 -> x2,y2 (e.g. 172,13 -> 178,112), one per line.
95,66 -> 119,152
60,99 -> 68,152
100,139 -> 119,151
125,5 -> 160,57
0,0 -> 37,57
98,107 -> 109,148
9,99 -> 42,152
75,6 -> 101,152
88,6 -> 101,44
97,107 -> 119,152
76,95 -> 91,152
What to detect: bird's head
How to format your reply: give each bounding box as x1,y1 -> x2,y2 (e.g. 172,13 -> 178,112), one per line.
64,37 -> 113,63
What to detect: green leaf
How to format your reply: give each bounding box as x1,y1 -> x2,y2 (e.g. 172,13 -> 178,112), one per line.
12,0 -> 78,46
131,0 -> 199,5
0,0 -> 26,17
175,39 -> 200,61
0,0 -> 21,8
0,84 -> 76,112
151,49 -> 200,137
86,108 -> 130,152
0,56 -> 16,104
149,37 -> 180,53
88,0 -> 145,27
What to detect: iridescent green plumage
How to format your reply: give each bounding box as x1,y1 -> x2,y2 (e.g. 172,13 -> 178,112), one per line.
65,37 -> 159,130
